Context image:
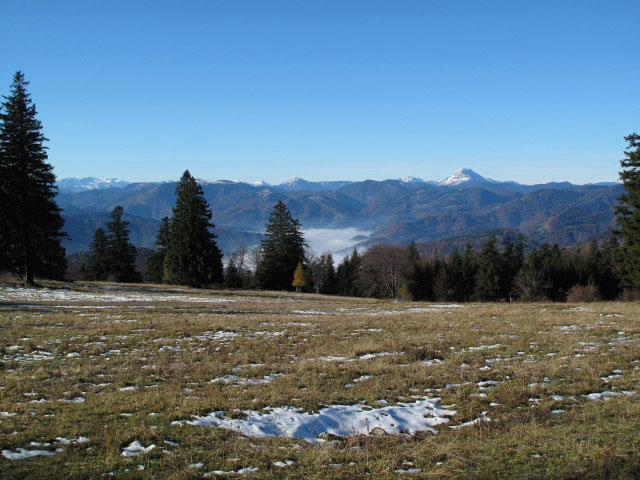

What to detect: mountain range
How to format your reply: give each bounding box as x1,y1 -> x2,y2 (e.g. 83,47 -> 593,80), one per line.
55,169 -> 623,256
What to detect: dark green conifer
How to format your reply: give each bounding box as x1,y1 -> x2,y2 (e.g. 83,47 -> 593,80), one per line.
86,228 -> 110,280
0,72 -> 66,284
614,133 -> 640,288
473,237 -> 503,301
164,171 -> 223,287
256,201 -> 306,290
145,216 -> 171,283
460,243 -> 477,301
336,248 -> 362,296
105,206 -> 140,283
315,253 -> 337,294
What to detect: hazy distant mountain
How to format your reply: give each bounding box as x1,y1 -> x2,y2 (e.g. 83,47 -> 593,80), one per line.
55,168 -> 623,255
277,177 -> 354,191
57,177 -> 131,193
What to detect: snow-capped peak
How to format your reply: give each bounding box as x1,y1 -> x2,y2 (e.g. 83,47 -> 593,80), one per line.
283,177 -> 304,185
251,180 -> 271,187
438,168 -> 490,186
400,176 -> 425,183
56,177 -> 130,193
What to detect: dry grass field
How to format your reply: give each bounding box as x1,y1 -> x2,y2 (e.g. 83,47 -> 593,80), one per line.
0,282 -> 639,479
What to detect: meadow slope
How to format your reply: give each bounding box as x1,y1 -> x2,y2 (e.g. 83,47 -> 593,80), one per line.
0,283 -> 639,479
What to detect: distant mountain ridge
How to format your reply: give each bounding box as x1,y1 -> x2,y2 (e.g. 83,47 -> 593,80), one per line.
55,168 -> 623,256
57,177 -> 131,193
56,168 -> 619,193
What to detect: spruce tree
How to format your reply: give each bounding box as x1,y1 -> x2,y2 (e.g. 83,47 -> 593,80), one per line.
164,170 -> 223,287
105,206 -> 140,283
335,249 -> 359,296
318,253 -> 337,294
145,216 -> 171,283
614,133 -> 640,288
473,237 -> 503,301
86,228 -> 110,280
256,201 -> 306,290
460,243 -> 477,302
0,71 -> 66,284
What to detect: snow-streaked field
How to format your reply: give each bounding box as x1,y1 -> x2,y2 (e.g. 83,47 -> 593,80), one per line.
0,282 -> 639,479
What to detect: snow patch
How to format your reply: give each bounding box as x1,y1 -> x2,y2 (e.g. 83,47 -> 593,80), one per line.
174,397 -> 456,442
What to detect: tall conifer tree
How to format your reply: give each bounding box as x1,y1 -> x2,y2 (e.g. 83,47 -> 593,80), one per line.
614,133 -> 640,288
86,228 -> 110,280
256,201 -> 306,290
164,171 -> 223,287
105,206 -> 140,282
473,237 -> 503,301
145,216 -> 171,283
0,72 -> 66,284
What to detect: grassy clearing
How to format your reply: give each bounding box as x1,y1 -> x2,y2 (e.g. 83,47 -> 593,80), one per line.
0,282 -> 639,479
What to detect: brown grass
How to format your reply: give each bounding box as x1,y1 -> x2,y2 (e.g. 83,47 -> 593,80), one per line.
0,281 -> 639,478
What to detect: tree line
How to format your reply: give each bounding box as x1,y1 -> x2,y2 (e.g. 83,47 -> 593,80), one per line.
296,236 -> 625,302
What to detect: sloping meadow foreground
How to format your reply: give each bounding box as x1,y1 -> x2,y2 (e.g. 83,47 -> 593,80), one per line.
0,283 -> 639,479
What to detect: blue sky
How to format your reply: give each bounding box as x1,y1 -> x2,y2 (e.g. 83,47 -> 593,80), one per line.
1,1 -> 637,184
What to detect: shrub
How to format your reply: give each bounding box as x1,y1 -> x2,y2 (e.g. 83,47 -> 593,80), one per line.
567,285 -> 600,303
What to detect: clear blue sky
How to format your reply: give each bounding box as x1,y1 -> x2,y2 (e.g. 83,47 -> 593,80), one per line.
1,1 -> 637,184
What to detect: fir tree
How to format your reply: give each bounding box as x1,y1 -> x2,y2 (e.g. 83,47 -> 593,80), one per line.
473,237 -> 503,301
0,72 -> 66,284
336,248 -> 362,296
86,228 -> 110,280
500,235 -> 524,301
460,243 -> 477,302
614,133 -> 640,288
145,216 -> 171,283
164,171 -> 223,287
318,253 -> 337,294
256,201 -> 306,290
105,206 -> 140,283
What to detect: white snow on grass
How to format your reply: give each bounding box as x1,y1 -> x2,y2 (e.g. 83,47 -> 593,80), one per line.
345,375 -> 373,388
358,352 -> 400,360
318,356 -> 349,362
467,344 -> 503,351
0,287 -> 235,305
54,436 -> 89,445
204,467 -> 258,476
59,397 -> 85,403
209,374 -> 285,386
173,397 -> 456,442
449,411 -> 491,429
583,391 -> 635,401
121,441 -> 155,456
421,359 -> 444,366
2,448 -> 62,460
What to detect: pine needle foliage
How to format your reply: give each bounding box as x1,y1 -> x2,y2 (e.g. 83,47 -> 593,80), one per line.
145,216 -> 171,283
614,133 -> 640,288
164,171 -> 223,287
0,71 -> 66,283
105,206 -> 140,282
257,201 -> 306,290
86,228 -> 110,280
